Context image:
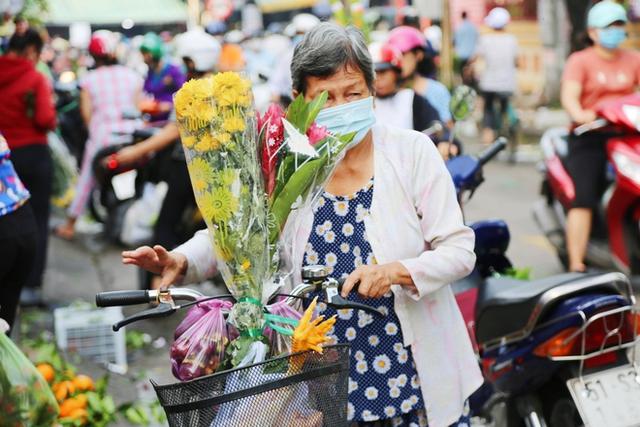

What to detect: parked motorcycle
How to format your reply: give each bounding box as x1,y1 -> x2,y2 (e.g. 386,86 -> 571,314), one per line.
447,135 -> 640,427
533,93 -> 640,274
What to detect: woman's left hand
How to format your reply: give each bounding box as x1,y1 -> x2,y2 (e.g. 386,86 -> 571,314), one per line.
341,263 -> 408,299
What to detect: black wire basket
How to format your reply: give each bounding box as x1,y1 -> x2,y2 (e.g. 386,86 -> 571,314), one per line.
152,344 -> 350,427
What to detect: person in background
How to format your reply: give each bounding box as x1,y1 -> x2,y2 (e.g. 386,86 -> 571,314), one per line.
55,30 -> 142,240
370,41 -> 458,158
0,133 -> 37,329
454,11 -> 479,84
114,29 -> 218,290
268,13 -> 321,107
388,26 -> 453,127
140,32 -> 185,119
561,1 -> 640,273
0,28 -> 55,305
473,7 -> 518,144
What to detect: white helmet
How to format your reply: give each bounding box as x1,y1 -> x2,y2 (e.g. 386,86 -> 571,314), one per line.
285,13 -> 321,37
174,29 -> 221,72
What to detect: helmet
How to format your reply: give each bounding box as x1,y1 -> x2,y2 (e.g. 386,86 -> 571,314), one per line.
484,7 -> 511,30
387,26 -> 426,53
369,42 -> 403,71
140,32 -> 164,60
218,43 -> 245,72
285,13 -> 320,36
588,1 -> 628,29
88,30 -> 117,58
174,29 -> 221,72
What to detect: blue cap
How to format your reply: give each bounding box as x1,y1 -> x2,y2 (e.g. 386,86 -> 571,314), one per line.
588,1 -> 628,28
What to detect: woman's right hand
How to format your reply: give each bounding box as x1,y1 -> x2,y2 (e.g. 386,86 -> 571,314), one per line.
122,245 -> 188,288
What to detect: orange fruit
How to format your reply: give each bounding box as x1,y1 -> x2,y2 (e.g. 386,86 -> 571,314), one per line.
72,375 -> 94,391
36,363 -> 55,383
59,395 -> 87,417
68,408 -> 89,423
52,380 -> 76,402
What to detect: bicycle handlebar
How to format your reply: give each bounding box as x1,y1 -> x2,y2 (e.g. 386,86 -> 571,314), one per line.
477,137 -> 508,166
96,290 -> 150,307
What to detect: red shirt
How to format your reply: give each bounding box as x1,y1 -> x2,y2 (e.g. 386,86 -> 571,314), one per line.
0,55 -> 56,149
563,47 -> 640,111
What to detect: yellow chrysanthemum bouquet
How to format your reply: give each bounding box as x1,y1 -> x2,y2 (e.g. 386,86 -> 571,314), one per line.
174,72 -> 353,373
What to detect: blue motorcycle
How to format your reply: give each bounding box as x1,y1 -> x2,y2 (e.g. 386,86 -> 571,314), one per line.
447,139 -> 640,427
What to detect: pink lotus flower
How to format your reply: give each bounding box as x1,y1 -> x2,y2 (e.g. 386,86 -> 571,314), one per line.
306,122 -> 329,146
258,104 -> 285,196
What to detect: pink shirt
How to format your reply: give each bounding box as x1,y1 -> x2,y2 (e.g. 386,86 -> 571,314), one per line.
563,47 -> 640,111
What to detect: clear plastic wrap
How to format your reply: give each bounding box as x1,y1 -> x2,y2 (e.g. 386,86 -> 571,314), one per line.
0,332 -> 59,426
170,300 -> 233,381
174,73 -> 354,368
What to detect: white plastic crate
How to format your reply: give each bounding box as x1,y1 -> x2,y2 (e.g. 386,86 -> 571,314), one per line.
54,305 -> 127,371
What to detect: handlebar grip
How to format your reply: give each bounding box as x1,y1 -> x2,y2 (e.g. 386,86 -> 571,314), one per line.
337,277 -> 359,293
96,290 -> 150,307
477,137 -> 508,166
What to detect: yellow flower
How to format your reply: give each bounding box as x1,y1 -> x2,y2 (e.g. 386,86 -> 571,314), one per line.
241,259 -> 251,271
216,169 -> 237,186
187,158 -> 213,192
182,134 -> 197,149
198,187 -> 238,223
291,297 -> 337,354
194,133 -> 221,152
211,72 -> 251,108
222,112 -> 245,133
216,132 -> 231,145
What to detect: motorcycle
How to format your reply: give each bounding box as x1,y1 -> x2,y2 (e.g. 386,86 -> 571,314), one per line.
54,71 -> 87,164
447,138 -> 640,427
533,93 -> 640,274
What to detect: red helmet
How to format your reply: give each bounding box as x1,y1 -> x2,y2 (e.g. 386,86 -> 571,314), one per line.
387,26 -> 426,53
369,42 -> 403,71
88,30 -> 117,58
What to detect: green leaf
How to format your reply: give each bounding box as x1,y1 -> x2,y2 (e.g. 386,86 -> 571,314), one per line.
285,94 -> 308,130
102,395 -> 115,414
269,157 -> 327,243
302,91 -> 328,132
124,406 -> 147,425
87,392 -> 103,412
94,375 -> 109,396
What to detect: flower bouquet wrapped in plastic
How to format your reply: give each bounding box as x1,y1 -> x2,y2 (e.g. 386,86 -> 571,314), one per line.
173,72 -> 353,374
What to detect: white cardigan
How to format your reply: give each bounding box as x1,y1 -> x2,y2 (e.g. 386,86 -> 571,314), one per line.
174,124 -> 483,427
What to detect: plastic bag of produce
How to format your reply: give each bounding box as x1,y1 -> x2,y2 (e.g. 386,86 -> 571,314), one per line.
0,330 -> 59,426
170,299 -> 232,380
48,132 -> 78,209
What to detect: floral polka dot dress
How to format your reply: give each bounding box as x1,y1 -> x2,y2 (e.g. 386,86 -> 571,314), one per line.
302,179 -> 472,427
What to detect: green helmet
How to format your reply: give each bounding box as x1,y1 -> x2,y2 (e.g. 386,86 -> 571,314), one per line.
140,32 -> 164,60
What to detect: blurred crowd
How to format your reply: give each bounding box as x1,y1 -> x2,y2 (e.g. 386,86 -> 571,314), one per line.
0,3 -> 521,329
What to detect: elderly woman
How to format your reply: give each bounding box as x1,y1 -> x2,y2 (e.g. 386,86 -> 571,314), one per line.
123,23 -> 481,427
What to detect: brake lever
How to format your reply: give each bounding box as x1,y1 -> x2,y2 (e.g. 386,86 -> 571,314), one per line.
112,303 -> 176,332
328,281 -> 385,317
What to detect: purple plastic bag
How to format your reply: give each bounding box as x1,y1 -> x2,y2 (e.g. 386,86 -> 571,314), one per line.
170,299 -> 233,380
264,301 -> 302,357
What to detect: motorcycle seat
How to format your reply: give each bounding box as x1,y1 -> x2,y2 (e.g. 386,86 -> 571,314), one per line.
475,272 -> 624,347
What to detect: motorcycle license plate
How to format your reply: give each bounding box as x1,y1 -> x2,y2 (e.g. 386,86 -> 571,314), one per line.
111,170 -> 137,200
567,364 -> 640,427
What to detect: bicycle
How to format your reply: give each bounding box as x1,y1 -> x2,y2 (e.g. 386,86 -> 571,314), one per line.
95,265 -> 382,427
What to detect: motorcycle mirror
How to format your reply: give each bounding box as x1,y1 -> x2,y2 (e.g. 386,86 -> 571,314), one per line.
450,85 -> 477,122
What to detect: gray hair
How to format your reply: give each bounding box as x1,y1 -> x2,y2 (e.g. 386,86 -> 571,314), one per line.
291,23 -> 374,95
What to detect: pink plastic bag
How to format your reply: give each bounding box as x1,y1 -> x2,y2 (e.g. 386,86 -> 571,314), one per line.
264,301 -> 302,358
170,299 -> 233,380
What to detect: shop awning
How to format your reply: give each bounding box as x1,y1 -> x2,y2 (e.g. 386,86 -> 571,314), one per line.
46,0 -> 188,25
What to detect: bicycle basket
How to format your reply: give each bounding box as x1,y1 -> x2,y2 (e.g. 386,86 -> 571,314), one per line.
152,344 -> 350,427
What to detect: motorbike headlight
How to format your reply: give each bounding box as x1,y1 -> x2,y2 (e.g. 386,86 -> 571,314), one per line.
612,151 -> 640,185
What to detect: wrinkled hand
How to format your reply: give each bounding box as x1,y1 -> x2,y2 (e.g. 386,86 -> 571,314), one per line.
115,145 -> 144,165
341,263 -> 400,299
122,245 -> 187,288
